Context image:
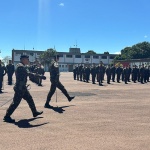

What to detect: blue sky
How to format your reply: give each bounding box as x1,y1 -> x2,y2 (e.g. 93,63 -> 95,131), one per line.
0,0 -> 150,59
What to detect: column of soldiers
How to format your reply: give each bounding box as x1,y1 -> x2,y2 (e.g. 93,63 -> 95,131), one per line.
2,55 -> 75,122
73,62 -> 150,85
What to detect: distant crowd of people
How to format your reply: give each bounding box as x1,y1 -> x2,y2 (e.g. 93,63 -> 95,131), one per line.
73,62 -> 150,85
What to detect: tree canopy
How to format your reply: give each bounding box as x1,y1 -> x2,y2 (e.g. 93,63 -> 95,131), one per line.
86,50 -> 96,54
39,48 -> 57,65
114,41 -> 150,60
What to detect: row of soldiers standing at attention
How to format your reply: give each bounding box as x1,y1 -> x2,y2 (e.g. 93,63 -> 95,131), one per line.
0,60 -> 15,93
73,62 -> 150,85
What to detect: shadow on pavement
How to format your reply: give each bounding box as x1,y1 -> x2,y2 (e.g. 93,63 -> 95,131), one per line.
14,117 -> 49,128
46,105 -> 75,114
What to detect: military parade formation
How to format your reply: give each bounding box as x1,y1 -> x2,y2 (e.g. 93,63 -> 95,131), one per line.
0,55 -> 150,123
73,62 -> 150,85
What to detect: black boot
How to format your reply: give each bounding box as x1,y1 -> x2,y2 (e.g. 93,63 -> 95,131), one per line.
3,116 -> 15,123
68,96 -> 75,102
33,111 -> 43,117
44,103 -> 53,108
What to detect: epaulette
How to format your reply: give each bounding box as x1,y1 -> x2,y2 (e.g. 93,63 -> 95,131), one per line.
16,63 -> 24,67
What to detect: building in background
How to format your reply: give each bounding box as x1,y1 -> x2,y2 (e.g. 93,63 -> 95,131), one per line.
12,48 -> 117,72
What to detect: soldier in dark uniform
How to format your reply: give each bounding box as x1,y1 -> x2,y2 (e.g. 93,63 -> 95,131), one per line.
76,64 -> 79,80
35,63 -> 45,86
116,64 -> 122,83
128,65 -> 132,82
73,66 -> 77,80
97,61 -> 104,86
0,59 -> 7,93
123,66 -> 129,84
111,64 -> 116,82
3,55 -> 43,123
137,65 -> 141,82
85,65 -> 90,83
121,65 -> 124,81
90,63 -> 97,84
44,55 -> 75,108
82,66 -> 86,82
132,65 -> 138,83
139,64 -> 145,84
79,64 -> 83,81
6,60 -> 15,85
106,65 -> 111,84
144,66 -> 149,83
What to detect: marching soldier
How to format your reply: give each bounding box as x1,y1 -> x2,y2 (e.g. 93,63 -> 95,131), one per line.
0,60 -> 7,93
44,55 -> 75,108
3,55 -> 43,123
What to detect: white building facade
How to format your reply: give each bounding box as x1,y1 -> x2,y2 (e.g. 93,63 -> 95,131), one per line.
12,48 -> 118,72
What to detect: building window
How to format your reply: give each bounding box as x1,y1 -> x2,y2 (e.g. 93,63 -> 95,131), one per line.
62,65 -> 64,68
30,53 -> 34,56
66,55 -> 72,58
75,55 -> 81,58
85,55 -> 90,58
59,54 -> 63,57
101,56 -> 107,59
93,56 -> 99,59
59,65 -> 61,68
110,56 -> 115,59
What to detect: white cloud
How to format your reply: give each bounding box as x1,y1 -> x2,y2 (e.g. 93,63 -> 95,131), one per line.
144,35 -> 148,38
59,3 -> 64,7
114,51 -> 121,54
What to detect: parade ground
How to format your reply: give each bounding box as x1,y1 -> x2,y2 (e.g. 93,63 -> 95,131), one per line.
0,72 -> 150,150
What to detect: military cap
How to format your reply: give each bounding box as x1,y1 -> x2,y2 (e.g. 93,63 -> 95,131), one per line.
20,55 -> 29,59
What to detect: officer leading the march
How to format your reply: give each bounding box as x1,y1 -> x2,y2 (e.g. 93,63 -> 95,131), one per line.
3,55 -> 43,123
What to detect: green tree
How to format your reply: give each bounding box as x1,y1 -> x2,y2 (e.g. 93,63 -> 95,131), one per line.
115,41 -> 150,60
39,48 -> 57,66
86,50 -> 96,54
104,51 -> 109,54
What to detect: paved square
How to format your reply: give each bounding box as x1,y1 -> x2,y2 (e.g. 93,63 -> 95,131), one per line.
0,72 -> 150,150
